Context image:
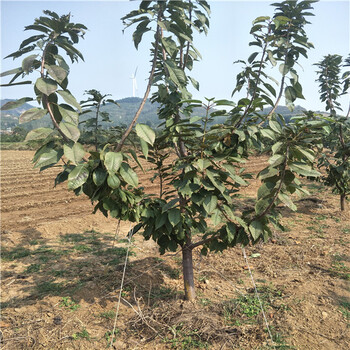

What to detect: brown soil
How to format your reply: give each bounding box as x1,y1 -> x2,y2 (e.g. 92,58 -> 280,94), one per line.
1,150 -> 349,350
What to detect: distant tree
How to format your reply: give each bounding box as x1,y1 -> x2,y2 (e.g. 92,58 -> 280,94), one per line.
79,89 -> 118,151
315,54 -> 350,211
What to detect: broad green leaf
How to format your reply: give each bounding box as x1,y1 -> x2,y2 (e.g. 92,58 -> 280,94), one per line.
226,222 -> 236,243
249,220 -> 263,240
104,152 -> 123,174
203,195 -> 218,215
279,63 -> 290,76
0,67 -> 22,77
19,108 -> 47,124
278,193 -> 297,211
294,146 -> 315,162
57,90 -> 82,112
22,54 -> 38,73
25,127 -> 53,142
35,77 -> 57,95
59,122 -> 80,142
107,174 -> 121,189
269,119 -> 282,134
1,97 -> 33,111
258,167 -> 279,180
58,104 -> 79,125
257,182 -> 276,199
162,198 -> 180,213
196,159 -> 211,171
289,163 -> 321,177
34,148 -> 62,169
268,154 -> 285,167
255,198 -> 271,215
120,163 -> 138,187
46,65 -> 68,84
260,128 -> 276,140
168,208 -> 181,226
93,168 -> 107,186
285,86 -> 297,102
135,123 -> 155,145
63,142 -> 86,164
140,139 -> 149,159
272,141 -> 283,154
211,209 -> 222,226
68,165 -> 89,190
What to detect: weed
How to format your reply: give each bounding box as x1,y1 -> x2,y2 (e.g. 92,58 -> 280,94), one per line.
315,215 -> 327,221
339,299 -> 350,325
60,296 -> 80,311
331,254 -> 350,280
151,286 -> 177,302
29,239 -> 39,245
104,329 -> 119,343
342,226 -> 350,234
99,310 -> 116,320
74,244 -> 93,252
2,247 -> 31,261
50,269 -> 68,277
35,281 -> 63,295
165,326 -> 208,349
72,328 -> 90,340
25,263 -> 41,273
60,233 -> 87,243
199,298 -> 211,306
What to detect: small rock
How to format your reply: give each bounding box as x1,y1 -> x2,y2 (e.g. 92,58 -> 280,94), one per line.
53,316 -> 62,325
322,311 -> 328,319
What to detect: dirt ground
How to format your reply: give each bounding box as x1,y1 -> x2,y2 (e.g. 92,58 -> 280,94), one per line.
1,150 -> 349,349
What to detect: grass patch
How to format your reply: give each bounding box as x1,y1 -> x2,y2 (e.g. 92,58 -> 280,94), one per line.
25,263 -> 41,273
60,296 -> 80,311
35,281 -> 64,295
72,328 -> 90,340
2,247 -> 32,261
331,254 -> 350,280
98,310 -> 116,320
165,326 -> 209,349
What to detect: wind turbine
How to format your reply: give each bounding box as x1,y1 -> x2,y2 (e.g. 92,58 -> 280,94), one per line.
130,67 -> 138,97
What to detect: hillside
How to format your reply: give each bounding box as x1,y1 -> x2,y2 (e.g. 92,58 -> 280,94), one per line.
1,98 -> 310,132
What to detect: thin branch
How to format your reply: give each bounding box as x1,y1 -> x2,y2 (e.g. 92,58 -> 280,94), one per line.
116,17 -> 162,152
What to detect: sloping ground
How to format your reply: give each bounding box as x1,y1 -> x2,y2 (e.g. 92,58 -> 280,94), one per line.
1,150 -> 349,350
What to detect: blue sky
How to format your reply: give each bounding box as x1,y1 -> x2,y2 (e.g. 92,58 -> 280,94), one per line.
1,0 -> 349,112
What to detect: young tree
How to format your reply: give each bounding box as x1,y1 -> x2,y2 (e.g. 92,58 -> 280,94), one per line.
1,1 -> 326,301
315,54 -> 350,211
79,89 -> 118,151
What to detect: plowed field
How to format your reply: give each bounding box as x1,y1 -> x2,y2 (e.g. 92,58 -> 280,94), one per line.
1,150 -> 349,350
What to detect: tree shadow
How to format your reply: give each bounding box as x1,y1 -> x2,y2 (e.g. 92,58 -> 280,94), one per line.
1,230 -> 181,309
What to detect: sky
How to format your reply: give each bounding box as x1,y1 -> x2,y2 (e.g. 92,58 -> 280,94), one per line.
0,0 -> 349,112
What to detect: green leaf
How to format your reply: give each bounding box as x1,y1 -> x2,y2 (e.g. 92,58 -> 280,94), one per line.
57,90 -> 82,112
249,220 -> 263,240
135,123 -> 155,145
63,142 -> 86,164
107,174 -> 121,189
272,141 -> 283,154
211,209 -> 222,226
279,63 -> 290,76
140,139 -> 149,159
22,54 -> 38,74
104,152 -> 123,174
293,146 -> 315,162
68,165 -> 89,190
59,122 -> 80,142
0,67 -> 23,77
258,167 -> 279,180
46,65 -> 68,84
58,104 -> 79,125
25,127 -> 54,141
120,163 -> 138,187
35,77 -> 57,96
1,97 -> 33,111
285,86 -> 297,102
269,119 -> 282,134
260,128 -> 276,140
196,159 -> 211,171
168,208 -> 181,226
278,193 -> 297,211
226,222 -> 236,243
289,163 -> 321,177
19,108 -> 47,124
162,198 -> 180,213
34,147 -> 63,169
268,154 -> 285,167
257,182 -> 276,199
255,198 -> 271,215
203,195 -> 218,215
93,168 -> 107,186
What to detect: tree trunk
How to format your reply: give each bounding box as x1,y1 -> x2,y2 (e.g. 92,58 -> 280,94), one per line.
182,240 -> 195,301
340,194 -> 346,211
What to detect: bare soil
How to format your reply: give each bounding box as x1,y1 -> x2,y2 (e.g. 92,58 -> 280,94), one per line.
1,150 -> 349,349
